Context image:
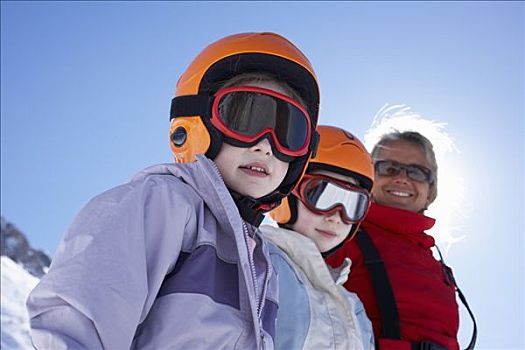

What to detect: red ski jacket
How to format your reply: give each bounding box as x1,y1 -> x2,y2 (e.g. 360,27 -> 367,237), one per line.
326,203 -> 459,350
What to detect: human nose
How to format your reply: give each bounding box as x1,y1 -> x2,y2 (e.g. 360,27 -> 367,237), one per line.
325,211 -> 343,225
393,167 -> 410,182
250,138 -> 273,156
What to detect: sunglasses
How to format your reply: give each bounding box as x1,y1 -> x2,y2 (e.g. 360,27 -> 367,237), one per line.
294,174 -> 370,224
374,160 -> 434,183
211,86 -> 312,160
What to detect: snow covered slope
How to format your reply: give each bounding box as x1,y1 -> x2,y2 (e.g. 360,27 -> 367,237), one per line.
1,256 -> 39,349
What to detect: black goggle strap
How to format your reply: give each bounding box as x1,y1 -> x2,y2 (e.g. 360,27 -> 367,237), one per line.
170,94 -> 214,121
310,130 -> 320,158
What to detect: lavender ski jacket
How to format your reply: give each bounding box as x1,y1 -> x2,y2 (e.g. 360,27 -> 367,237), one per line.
27,155 -> 278,350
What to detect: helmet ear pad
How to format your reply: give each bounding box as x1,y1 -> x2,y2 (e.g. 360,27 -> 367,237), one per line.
169,116 -> 223,163
270,195 -> 299,226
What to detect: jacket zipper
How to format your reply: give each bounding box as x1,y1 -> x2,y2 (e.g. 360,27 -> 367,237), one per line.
210,160 -> 267,348
244,222 -> 273,350
258,238 -> 273,350
242,221 -> 261,317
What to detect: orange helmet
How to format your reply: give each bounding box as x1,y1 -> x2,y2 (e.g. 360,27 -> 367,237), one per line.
270,125 -> 374,227
169,32 -> 320,211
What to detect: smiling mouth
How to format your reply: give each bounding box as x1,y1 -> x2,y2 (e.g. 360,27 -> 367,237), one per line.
315,229 -> 338,238
387,190 -> 412,197
239,165 -> 269,177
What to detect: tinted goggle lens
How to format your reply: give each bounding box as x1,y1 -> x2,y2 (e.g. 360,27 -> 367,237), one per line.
374,160 -> 433,183
213,87 -> 310,155
300,176 -> 370,223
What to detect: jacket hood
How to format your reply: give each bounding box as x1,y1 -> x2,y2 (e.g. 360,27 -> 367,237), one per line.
132,154 -> 240,229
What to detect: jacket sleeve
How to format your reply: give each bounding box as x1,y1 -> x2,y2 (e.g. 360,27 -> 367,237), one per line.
268,244 -> 310,350
345,290 -> 375,350
26,176 -> 195,350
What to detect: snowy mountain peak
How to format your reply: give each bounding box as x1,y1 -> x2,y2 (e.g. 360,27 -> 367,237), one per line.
0,216 -> 51,277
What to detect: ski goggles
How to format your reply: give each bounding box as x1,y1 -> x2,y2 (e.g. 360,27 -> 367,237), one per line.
374,160 -> 434,183
293,174 -> 370,224
211,86 -> 312,158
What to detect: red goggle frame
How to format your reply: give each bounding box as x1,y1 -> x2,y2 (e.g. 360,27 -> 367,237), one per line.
293,174 -> 371,224
211,86 -> 312,158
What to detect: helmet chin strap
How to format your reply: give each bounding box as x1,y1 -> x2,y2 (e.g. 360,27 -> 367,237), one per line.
229,190 -> 265,227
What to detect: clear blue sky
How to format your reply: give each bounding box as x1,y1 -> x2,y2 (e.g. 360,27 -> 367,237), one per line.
1,2 -> 523,349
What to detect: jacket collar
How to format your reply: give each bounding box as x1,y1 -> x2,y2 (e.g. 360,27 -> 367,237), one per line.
132,155 -> 242,230
363,202 -> 436,248
262,225 -> 341,290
